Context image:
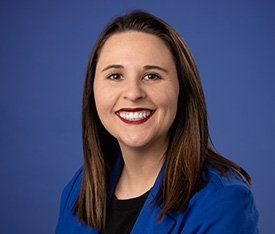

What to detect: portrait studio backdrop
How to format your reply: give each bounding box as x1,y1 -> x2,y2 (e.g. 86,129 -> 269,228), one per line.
0,1 -> 274,233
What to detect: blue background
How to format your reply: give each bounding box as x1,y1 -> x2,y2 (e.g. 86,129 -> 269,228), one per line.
1,1 -> 274,233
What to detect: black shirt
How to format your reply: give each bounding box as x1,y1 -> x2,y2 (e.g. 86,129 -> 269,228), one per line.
102,190 -> 150,234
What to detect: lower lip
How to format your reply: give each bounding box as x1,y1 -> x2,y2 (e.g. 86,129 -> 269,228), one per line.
116,112 -> 154,125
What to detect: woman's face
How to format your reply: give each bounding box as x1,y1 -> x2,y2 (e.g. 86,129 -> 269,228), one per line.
94,31 -> 179,152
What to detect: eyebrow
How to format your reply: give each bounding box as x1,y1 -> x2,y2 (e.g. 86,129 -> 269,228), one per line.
101,64 -> 124,72
101,64 -> 169,73
143,65 -> 169,73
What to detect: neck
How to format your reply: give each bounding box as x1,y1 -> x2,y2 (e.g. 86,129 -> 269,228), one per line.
115,141 -> 167,199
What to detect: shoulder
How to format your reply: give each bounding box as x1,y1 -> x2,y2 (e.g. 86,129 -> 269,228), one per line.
180,167 -> 259,233
205,166 -> 251,195
59,167 -> 83,214
202,167 -> 257,214
56,167 -> 98,233
55,167 -> 83,233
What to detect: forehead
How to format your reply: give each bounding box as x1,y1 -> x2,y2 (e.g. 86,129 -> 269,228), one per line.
96,31 -> 175,67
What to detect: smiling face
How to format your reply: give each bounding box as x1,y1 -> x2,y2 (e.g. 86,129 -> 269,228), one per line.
94,31 -> 179,152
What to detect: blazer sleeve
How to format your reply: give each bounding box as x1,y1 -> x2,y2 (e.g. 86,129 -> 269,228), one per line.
188,185 -> 259,234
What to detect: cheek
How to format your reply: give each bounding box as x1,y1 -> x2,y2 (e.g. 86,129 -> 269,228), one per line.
156,85 -> 179,112
93,94 -> 112,133
164,92 -> 179,124
94,79 -> 108,109
94,85 -> 108,119
167,94 -> 179,119
94,93 -> 109,116
153,92 -> 178,128
94,84 -> 118,119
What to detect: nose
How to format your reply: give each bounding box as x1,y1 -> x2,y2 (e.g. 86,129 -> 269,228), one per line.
123,79 -> 146,101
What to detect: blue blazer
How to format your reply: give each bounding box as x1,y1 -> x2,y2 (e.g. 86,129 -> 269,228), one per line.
56,156 -> 258,233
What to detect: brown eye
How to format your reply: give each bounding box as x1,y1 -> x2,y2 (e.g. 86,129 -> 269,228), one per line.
144,73 -> 160,80
107,73 -> 122,80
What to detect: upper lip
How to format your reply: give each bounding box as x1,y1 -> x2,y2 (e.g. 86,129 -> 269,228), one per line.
116,108 -> 154,112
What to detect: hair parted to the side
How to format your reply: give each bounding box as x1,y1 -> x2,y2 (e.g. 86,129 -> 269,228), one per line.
74,10 -> 251,230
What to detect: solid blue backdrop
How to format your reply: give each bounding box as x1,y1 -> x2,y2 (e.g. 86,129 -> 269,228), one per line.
0,1 -> 274,233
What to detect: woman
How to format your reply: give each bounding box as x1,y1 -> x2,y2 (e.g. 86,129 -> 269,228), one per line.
56,10 -> 258,233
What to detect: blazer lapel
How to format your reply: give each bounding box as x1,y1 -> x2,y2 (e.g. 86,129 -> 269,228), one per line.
131,162 -> 176,234
108,156 -> 176,233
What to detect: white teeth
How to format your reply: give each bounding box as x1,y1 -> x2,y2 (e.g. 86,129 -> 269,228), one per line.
118,111 -> 151,121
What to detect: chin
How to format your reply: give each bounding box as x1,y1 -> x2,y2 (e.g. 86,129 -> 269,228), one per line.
118,139 -> 152,150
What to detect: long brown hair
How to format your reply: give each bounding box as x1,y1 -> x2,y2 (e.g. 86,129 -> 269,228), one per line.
75,10 -> 251,230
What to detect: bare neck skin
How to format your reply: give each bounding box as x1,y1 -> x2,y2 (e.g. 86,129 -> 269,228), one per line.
115,139 -> 167,200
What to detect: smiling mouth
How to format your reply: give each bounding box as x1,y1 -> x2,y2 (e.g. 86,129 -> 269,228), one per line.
115,109 -> 154,124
